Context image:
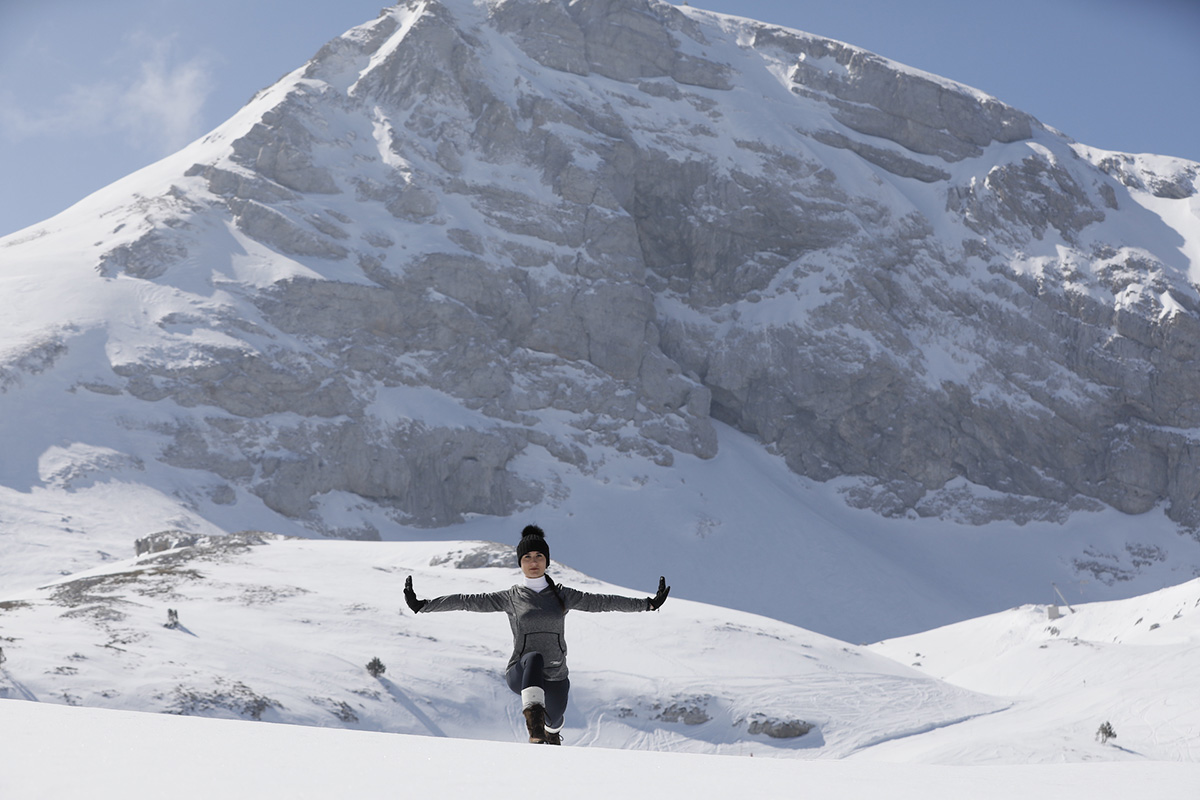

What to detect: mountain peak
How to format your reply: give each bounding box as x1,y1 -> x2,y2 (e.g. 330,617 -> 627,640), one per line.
3,0 -> 1199,635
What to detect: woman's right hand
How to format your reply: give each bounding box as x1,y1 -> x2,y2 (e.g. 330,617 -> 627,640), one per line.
404,575 -> 427,613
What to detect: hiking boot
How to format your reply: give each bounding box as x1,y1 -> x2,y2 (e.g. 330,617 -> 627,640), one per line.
523,704 -> 547,743
543,726 -> 562,745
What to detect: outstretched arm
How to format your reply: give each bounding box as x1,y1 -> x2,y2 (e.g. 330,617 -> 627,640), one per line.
562,576 -> 671,613
404,575 -> 511,614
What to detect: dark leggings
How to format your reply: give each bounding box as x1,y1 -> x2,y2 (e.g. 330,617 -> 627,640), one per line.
505,652 -> 570,729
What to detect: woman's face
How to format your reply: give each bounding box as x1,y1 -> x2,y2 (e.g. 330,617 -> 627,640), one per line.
520,551 -> 547,579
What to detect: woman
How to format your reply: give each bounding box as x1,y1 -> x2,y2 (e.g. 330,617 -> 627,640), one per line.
404,524 -> 670,744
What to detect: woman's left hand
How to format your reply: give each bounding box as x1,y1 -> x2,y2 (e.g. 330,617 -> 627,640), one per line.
648,576 -> 670,611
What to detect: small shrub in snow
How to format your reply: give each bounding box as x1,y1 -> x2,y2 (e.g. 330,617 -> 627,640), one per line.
366,657 -> 386,678
1096,721 -> 1116,744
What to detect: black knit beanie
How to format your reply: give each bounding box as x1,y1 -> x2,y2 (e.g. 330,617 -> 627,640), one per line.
516,524 -> 549,566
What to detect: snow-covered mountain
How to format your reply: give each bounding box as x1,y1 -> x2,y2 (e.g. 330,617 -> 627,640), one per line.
2,2 -> 1199,787
3,0 -> 1200,642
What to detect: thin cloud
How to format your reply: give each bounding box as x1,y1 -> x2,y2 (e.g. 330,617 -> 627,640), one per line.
0,33 -> 214,155
115,34 -> 215,151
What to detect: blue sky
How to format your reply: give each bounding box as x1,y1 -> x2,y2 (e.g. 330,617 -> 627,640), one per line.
1,0 -> 1197,237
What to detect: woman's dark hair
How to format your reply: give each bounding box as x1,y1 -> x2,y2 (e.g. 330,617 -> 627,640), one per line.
544,574 -> 567,612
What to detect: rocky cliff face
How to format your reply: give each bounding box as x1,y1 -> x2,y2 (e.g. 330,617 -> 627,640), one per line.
3,0 -> 1199,534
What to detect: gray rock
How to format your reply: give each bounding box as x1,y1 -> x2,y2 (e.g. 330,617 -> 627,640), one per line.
228,199 -> 349,259
231,109 -> 341,195
813,130 -> 951,183
184,163 -> 298,204
760,28 -> 1035,160
747,715 -> 814,739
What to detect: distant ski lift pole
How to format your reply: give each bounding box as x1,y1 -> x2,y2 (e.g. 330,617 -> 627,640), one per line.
1052,583 -> 1075,614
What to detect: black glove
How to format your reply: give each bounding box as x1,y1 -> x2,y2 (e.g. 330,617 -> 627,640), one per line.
647,576 -> 670,611
404,575 -> 427,613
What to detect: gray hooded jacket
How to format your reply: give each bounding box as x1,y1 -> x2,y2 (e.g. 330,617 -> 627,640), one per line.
420,579 -> 647,680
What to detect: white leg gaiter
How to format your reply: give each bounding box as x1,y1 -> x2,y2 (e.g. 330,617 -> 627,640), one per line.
521,686 -> 546,710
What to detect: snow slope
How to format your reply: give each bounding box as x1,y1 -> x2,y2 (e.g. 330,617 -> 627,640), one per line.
1,535 -> 1197,773
1,536 -> 1198,796
2,701 -> 1196,800
868,579 -> 1200,764
0,535 -> 1003,758
3,415 -> 1198,647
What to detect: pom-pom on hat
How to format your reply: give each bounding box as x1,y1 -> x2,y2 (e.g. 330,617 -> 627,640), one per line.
516,524 -> 549,566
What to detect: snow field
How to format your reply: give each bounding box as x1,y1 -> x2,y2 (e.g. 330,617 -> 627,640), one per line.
1,700 -> 1196,799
